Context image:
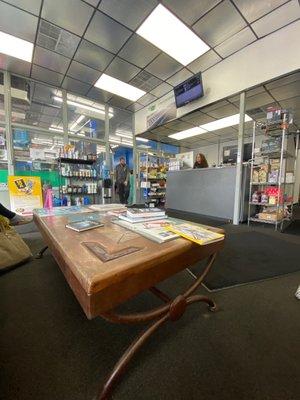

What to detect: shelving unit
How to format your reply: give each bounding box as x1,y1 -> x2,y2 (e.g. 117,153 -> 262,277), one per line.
247,110 -> 299,231
138,151 -> 170,208
57,157 -> 99,206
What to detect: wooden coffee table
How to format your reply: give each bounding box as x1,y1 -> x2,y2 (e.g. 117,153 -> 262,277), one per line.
33,209 -> 225,399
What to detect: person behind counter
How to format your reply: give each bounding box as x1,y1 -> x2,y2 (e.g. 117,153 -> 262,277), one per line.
193,153 -> 208,169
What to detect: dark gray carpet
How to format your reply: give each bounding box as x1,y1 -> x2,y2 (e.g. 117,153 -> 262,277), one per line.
1,228 -> 300,400
198,231 -> 300,290
284,219 -> 300,236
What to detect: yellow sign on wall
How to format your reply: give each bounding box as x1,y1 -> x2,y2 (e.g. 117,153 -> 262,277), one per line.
8,176 -> 43,216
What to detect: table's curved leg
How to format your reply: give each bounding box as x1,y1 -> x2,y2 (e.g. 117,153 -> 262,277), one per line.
97,314 -> 169,400
97,252 -> 219,399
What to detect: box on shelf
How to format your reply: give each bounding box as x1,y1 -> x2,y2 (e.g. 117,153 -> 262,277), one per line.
286,172 -> 294,183
258,210 -> 284,222
258,165 -> 269,182
252,170 -> 259,183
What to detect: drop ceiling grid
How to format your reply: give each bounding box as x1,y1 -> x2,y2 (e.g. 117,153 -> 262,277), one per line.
0,0 -> 298,115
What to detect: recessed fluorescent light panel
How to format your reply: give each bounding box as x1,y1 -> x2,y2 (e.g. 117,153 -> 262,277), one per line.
137,4 -> 209,65
0,31 -> 33,62
169,127 -> 206,140
95,74 -> 146,101
136,137 -> 149,142
200,114 -> 252,131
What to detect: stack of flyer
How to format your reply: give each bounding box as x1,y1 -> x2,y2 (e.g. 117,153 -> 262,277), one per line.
114,208 -> 179,244
119,208 -> 166,223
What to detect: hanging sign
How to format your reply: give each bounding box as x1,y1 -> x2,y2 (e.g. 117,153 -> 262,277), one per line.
8,176 -> 43,216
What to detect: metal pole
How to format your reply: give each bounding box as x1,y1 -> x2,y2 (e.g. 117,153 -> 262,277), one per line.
4,71 -> 14,175
132,113 -> 137,204
233,91 -> 246,225
62,89 -> 68,145
104,104 -> 111,170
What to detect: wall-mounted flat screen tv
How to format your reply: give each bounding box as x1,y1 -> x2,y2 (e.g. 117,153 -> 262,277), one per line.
174,73 -> 204,108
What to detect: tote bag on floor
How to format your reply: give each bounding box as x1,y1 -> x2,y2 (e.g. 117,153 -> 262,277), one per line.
0,216 -> 32,271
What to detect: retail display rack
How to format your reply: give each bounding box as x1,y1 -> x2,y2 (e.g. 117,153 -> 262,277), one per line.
57,156 -> 100,206
138,151 -> 172,207
247,109 -> 299,231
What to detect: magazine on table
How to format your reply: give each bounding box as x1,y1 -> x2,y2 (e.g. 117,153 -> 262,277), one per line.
66,220 -> 104,232
119,214 -> 168,224
126,208 -> 165,218
165,223 -> 224,245
113,218 -> 179,244
89,204 -> 126,212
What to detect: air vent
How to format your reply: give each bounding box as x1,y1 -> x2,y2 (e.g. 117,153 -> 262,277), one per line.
37,20 -> 79,58
130,71 -> 162,92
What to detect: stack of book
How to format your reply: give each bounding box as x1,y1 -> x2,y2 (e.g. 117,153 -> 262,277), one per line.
119,208 -> 166,223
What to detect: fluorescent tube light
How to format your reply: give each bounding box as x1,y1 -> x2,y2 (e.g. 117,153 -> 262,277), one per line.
136,4 -> 209,65
49,126 -> 63,133
0,31 -> 33,62
53,96 -> 114,117
116,132 -> 133,139
94,74 -> 146,101
168,127 -> 207,140
109,138 -> 121,144
200,113 -> 252,132
136,137 -> 149,142
70,115 -> 85,131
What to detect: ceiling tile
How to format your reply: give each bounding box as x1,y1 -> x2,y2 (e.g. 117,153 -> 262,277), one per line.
37,20 -> 80,58
84,11 -> 132,53
0,55 -> 31,77
62,76 -> 91,95
4,0 -> 42,15
130,70 -> 162,92
269,81 -> 300,101
108,96 -> 133,109
150,82 -> 173,97
228,86 -> 266,102
0,2 -> 38,42
232,0 -> 288,23
215,27 -> 256,58
118,34 -> 160,68
105,57 -> 141,83
74,40 -> 114,71
31,65 -> 64,86
84,0 -> 99,6
32,82 -> 57,103
126,103 -> 144,112
206,103 -> 240,118
187,50 -> 221,74
165,120 -> 194,130
193,0 -> 246,47
67,60 -> 100,84
86,87 -> 112,102
201,100 -> 229,113
138,93 -> 157,107
181,111 -> 215,125
167,68 -> 193,87
146,53 -> 182,80
240,92 -> 275,110
99,0 -> 158,31
42,0 -> 93,36
265,72 -> 300,90
33,46 -> 70,74
251,0 -> 300,37
162,0 -> 222,25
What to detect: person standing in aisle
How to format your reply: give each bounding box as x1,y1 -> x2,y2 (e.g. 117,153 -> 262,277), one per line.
115,156 -> 130,204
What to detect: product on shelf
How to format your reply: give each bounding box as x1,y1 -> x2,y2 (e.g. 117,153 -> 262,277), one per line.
258,165 -> 268,182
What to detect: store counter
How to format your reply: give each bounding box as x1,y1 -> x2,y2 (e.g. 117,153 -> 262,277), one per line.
166,166 -> 250,222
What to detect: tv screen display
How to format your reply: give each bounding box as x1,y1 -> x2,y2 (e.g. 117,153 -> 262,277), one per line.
223,143 -> 252,164
174,73 -> 204,108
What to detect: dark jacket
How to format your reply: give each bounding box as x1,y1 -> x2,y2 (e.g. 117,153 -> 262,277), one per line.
115,163 -> 130,184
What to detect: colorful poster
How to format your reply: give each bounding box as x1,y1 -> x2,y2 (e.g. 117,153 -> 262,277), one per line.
8,176 -> 43,216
